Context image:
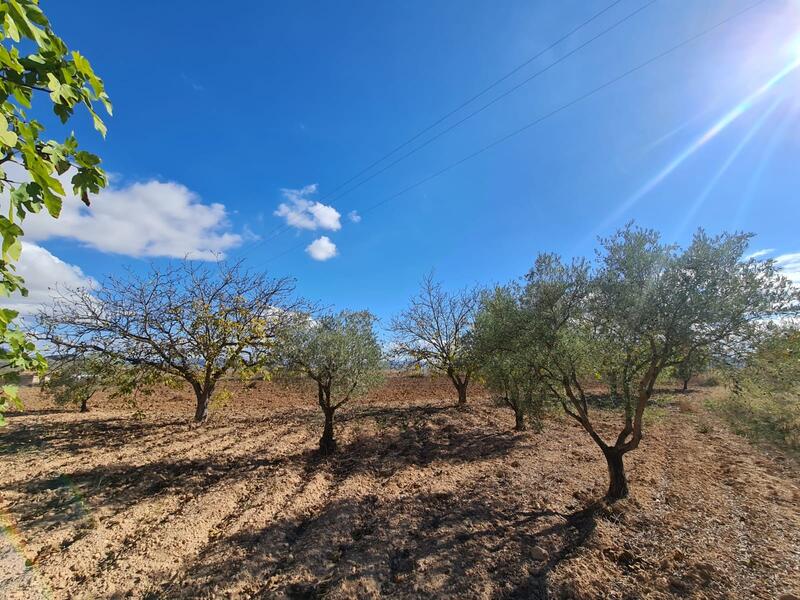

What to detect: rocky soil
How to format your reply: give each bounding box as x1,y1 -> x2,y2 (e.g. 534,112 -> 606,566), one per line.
1,376 -> 798,599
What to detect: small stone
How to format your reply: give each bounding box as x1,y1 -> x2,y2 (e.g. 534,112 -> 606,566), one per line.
530,546 -> 549,561
778,593 -> 799,600
617,549 -> 635,564
669,576 -> 689,592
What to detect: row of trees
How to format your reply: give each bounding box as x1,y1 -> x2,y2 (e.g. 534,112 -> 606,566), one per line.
38,261 -> 385,455
37,225 -> 797,499
468,228 -> 796,498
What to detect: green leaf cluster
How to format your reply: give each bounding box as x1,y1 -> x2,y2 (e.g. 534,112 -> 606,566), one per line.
0,0 -> 110,423
282,310 -> 384,406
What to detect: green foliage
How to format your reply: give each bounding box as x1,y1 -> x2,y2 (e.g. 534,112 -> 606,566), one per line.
283,310 -> 384,406
0,0 -> 110,423
41,354 -> 113,411
487,224 -> 796,498
717,326 -> 800,452
0,304 -> 43,424
670,349 -> 710,389
471,286 -> 550,430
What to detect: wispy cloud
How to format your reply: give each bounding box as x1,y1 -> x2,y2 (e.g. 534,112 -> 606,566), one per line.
1,165 -> 242,260
2,242 -> 95,315
744,248 -> 775,260
306,236 -> 338,261
348,210 -> 361,223
275,184 -> 341,231
775,253 -> 800,283
181,73 -> 204,92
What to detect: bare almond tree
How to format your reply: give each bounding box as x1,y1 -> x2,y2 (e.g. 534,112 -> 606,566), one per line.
37,260 -> 301,422
390,273 -> 480,407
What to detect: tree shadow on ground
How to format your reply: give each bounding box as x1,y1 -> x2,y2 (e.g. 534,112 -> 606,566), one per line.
327,401 -> 526,478
3,403 -> 522,539
0,416 -> 190,456
157,486 -> 604,599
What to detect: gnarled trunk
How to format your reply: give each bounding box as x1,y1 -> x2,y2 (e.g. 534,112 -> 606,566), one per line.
317,382 -> 337,456
514,409 -> 526,431
80,396 -> 89,413
194,387 -> 212,423
457,383 -> 468,407
319,408 -> 336,455
682,378 -> 689,392
448,369 -> 469,408
604,448 -> 629,500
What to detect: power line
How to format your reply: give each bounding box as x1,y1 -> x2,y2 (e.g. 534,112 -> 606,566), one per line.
318,0 -> 628,200
249,0 -> 651,251
323,0 -> 657,206
261,0 -> 770,265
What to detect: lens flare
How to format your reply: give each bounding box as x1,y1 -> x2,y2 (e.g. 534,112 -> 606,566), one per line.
674,96 -> 784,238
600,55 -> 800,231
734,102 -> 799,228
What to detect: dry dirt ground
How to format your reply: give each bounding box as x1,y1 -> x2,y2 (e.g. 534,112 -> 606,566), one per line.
1,375 -> 798,599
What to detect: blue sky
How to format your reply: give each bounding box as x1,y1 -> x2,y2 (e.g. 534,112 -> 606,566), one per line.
9,0 -> 800,323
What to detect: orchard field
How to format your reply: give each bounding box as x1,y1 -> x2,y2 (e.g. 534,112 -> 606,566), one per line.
1,375 -> 798,600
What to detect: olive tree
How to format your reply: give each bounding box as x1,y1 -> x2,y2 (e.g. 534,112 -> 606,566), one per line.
37,261 -> 299,422
282,310 -> 383,455
722,324 -> 800,450
0,0 -> 111,423
42,354 -> 115,413
671,349 -> 710,391
471,286 -> 548,431
518,226 -> 796,500
390,273 -> 479,407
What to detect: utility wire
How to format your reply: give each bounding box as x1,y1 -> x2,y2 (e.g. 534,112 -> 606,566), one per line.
319,0 -> 628,200
323,0 -> 657,206
261,0 -> 770,265
250,0 -> 648,250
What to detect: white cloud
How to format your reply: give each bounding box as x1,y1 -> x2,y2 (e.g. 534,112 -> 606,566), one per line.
2,242 -> 95,315
775,253 -> 800,283
275,184 -> 341,231
306,236 -> 338,261
2,168 -> 242,260
744,248 -> 774,260
348,210 -> 362,223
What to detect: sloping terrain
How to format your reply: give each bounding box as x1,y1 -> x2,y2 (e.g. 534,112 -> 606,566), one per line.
1,377 -> 798,599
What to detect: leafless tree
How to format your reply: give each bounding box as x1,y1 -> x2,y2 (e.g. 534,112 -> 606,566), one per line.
37,260 -> 301,422
390,273 -> 480,407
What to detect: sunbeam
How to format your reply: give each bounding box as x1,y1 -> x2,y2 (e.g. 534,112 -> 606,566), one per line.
595,55 -> 800,237
734,102 -> 800,229
673,96 -> 784,238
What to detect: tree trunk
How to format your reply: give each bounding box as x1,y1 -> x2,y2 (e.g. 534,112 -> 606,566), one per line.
194,389 -> 211,423
79,397 -> 89,413
604,448 -> 629,501
457,383 -> 468,407
682,378 -> 689,392
319,408 -> 336,456
514,409 -> 526,431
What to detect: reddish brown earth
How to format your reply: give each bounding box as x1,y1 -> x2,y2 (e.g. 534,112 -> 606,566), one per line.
1,375 -> 798,599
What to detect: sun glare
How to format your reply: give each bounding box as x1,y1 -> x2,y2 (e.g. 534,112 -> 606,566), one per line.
598,3 -> 800,235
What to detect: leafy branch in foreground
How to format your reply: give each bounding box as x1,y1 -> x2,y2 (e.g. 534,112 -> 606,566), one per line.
0,0 -> 111,422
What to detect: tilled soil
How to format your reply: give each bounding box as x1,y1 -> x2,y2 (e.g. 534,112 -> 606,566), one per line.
1,376 -> 798,599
